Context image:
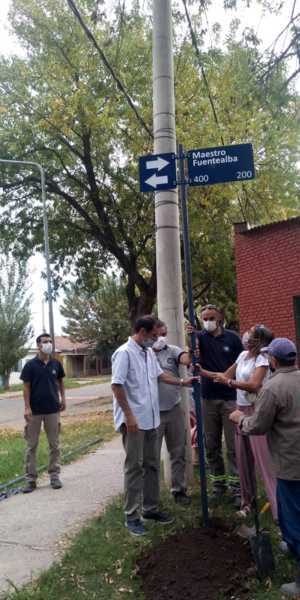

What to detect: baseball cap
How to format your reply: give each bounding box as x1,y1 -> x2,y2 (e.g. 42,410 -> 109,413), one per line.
261,337 -> 297,359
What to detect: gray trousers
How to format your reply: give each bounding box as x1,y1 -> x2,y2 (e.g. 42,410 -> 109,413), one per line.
24,413 -> 61,483
121,425 -> 160,521
158,403 -> 186,494
203,398 -> 239,492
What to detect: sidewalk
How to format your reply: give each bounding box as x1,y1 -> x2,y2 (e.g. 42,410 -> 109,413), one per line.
0,436 -> 124,595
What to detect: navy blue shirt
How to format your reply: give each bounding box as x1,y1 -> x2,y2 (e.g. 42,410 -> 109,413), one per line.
20,356 -> 65,415
197,328 -> 243,400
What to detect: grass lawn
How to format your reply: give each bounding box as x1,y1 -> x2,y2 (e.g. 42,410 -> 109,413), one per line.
0,470 -> 296,600
0,376 -> 111,395
0,412 -> 115,486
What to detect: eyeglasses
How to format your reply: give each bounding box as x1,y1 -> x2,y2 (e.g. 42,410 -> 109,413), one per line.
202,317 -> 216,321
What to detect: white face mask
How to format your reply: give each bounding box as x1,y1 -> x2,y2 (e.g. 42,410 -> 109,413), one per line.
203,320 -> 217,333
41,342 -> 53,354
153,336 -> 167,351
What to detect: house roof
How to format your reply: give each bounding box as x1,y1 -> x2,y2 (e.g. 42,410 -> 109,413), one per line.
234,216 -> 300,236
54,336 -> 92,353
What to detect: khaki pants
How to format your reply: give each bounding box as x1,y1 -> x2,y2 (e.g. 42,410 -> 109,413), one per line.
203,398 -> 239,492
158,403 -> 186,494
121,425 -> 160,521
24,413 -> 61,483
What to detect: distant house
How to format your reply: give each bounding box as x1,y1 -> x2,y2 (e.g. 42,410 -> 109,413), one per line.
10,336 -> 111,384
234,218 -> 300,354
53,336 -> 111,377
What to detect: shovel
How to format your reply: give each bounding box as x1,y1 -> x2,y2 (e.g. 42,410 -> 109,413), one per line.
240,435 -> 275,580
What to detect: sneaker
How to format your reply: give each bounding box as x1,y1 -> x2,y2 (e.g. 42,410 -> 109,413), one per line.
236,505 -> 251,519
50,479 -> 63,489
22,481 -> 37,494
125,519 -> 147,537
280,582 -> 300,597
142,511 -> 174,525
173,491 -> 192,506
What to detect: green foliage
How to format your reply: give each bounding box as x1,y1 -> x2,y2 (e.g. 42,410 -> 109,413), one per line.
61,275 -> 130,354
0,258 -> 32,388
0,0 -> 298,323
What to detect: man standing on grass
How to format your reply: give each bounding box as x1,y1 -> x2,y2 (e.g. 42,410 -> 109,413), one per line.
21,333 -> 66,493
111,315 -> 197,537
153,319 -> 192,506
230,338 -> 300,597
187,304 -> 243,505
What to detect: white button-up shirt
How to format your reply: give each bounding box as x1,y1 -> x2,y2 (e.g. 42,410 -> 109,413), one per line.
112,337 -> 163,431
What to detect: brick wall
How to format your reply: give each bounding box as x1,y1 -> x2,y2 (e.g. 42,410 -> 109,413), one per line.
234,219 -> 300,341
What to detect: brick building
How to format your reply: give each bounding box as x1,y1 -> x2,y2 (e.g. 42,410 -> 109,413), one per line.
234,218 -> 300,353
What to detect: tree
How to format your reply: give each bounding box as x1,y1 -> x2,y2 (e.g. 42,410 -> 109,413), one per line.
0,0 -> 298,323
61,275 -> 130,355
0,258 -> 33,389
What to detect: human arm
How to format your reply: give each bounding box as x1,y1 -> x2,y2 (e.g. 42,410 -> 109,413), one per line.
23,382 -> 32,421
230,387 -> 277,435
200,363 -> 237,382
111,383 -> 139,432
158,372 -> 199,387
216,364 -> 268,393
58,378 -> 66,411
178,351 -> 192,367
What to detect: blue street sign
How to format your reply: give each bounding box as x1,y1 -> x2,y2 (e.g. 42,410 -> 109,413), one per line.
187,143 -> 255,187
139,153 -> 177,192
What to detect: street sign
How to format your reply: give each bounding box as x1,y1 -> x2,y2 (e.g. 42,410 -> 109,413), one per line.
139,152 -> 177,192
187,143 -> 255,187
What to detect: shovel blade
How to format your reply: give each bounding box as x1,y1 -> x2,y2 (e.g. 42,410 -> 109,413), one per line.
250,531 -> 275,580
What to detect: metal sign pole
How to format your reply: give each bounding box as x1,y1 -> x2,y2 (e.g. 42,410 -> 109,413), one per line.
178,144 -> 209,526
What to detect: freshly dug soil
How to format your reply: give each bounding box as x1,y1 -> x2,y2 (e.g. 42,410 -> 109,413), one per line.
137,523 -> 254,600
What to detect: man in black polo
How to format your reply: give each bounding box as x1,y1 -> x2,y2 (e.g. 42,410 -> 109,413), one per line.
188,304 -> 243,502
21,333 -> 66,493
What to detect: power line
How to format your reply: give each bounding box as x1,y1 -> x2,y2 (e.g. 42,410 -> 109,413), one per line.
181,0 -> 225,146
66,0 -> 153,139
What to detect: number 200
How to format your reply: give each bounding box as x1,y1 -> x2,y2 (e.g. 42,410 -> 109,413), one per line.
237,170 -> 252,179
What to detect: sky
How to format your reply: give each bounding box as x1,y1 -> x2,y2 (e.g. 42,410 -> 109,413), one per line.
0,0 -> 298,338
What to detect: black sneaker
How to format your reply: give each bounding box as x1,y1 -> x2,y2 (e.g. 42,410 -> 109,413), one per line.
142,511 -> 174,525
173,491 -> 192,506
51,479 -> 63,489
125,519 -> 147,537
23,481 -> 37,494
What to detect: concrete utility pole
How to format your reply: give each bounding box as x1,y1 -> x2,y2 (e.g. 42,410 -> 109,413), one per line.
0,159 -> 55,350
153,0 -> 193,484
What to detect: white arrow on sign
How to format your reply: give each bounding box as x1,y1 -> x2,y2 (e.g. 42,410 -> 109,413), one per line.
145,174 -> 168,189
146,156 -> 170,171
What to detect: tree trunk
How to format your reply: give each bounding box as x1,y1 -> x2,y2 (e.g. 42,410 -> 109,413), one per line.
126,273 -> 157,325
3,373 -> 10,390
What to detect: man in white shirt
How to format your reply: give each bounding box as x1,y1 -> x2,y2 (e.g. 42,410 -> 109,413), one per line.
112,315 -> 196,537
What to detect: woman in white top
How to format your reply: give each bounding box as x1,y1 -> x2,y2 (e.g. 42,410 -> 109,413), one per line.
201,325 -> 278,520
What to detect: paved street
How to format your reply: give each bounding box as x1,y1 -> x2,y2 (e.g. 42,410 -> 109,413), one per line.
0,436 -> 123,594
0,382 -> 112,430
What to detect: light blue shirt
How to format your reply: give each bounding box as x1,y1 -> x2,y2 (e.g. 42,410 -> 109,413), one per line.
111,337 -> 163,431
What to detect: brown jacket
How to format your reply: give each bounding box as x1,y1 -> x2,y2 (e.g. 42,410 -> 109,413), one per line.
240,367 -> 300,480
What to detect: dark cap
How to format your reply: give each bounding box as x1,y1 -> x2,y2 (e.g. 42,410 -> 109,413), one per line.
261,337 -> 297,360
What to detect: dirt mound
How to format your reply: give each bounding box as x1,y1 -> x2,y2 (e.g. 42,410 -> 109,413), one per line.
137,524 -> 254,600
